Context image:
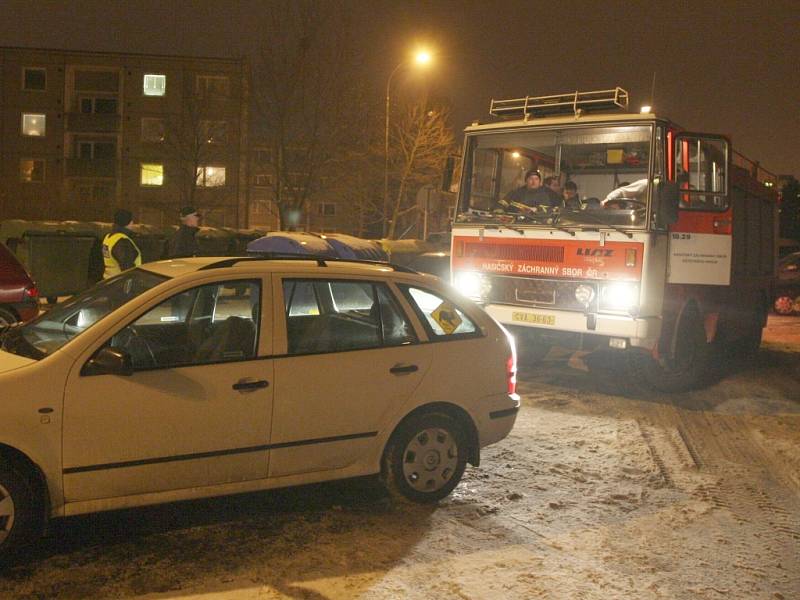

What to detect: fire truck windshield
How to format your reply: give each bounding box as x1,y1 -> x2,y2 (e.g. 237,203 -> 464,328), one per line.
457,124 -> 655,229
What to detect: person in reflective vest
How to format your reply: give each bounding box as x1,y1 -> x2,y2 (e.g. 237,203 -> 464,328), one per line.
102,209 -> 142,278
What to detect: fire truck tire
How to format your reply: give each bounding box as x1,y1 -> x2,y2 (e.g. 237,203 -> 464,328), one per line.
518,340 -> 552,364
730,309 -> 764,357
631,308 -> 710,393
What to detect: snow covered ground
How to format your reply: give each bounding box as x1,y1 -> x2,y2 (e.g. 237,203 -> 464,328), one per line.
2,317 -> 798,599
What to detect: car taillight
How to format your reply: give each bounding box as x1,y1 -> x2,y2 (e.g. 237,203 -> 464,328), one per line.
24,285 -> 39,300
506,353 -> 517,395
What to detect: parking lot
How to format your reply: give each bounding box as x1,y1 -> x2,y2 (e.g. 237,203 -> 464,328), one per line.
1,317 -> 798,599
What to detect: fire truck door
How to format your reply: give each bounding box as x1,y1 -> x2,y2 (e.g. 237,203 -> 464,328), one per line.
667,134 -> 732,286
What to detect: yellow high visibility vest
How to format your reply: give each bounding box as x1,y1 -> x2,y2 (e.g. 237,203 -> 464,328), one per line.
102,232 -> 142,278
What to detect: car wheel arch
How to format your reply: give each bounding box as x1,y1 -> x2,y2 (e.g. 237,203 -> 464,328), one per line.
0,444 -> 50,528
383,402 -> 480,470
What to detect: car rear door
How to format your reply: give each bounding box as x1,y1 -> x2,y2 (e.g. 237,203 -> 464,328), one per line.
268,274 -> 432,478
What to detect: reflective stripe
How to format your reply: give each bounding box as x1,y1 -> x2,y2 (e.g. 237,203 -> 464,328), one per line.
102,232 -> 142,278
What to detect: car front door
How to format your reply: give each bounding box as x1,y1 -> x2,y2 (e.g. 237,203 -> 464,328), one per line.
269,276 -> 432,478
62,276 -> 274,503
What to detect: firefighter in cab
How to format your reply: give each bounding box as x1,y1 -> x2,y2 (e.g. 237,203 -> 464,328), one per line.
102,209 -> 142,278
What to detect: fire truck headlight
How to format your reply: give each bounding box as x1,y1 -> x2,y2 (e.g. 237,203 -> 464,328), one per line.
600,282 -> 639,312
574,284 -> 595,306
453,271 -> 491,301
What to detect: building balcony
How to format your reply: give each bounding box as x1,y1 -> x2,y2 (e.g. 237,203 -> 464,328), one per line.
65,112 -> 121,132
65,158 -> 117,178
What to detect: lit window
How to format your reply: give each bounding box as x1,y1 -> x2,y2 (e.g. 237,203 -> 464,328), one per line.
143,74 -> 166,96
141,163 -> 164,186
20,159 -> 45,183
23,68 -> 46,91
141,118 -> 165,142
22,113 -> 46,136
196,165 -> 226,187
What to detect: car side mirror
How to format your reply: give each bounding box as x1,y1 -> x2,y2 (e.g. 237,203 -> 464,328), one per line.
654,181 -> 679,227
441,156 -> 456,193
82,347 -> 133,377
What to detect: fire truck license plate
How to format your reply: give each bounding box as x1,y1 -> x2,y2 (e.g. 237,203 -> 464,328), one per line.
512,312 -> 555,326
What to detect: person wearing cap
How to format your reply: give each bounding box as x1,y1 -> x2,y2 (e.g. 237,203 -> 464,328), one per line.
504,170 -> 560,209
102,209 -> 142,278
168,206 -> 201,258
563,180 -> 582,209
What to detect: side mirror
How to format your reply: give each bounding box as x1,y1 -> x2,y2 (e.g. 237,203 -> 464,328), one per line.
441,155 -> 456,193
654,181 -> 679,227
82,347 -> 133,377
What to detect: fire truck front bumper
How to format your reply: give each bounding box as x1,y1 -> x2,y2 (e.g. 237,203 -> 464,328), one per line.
485,304 -> 662,351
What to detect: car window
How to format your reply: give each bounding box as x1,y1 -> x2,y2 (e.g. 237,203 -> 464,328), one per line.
283,279 -> 416,355
7,269 -> 167,359
108,279 -> 260,370
400,285 -> 479,339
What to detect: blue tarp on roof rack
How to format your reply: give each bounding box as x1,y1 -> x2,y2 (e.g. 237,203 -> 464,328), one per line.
246,232 -> 388,262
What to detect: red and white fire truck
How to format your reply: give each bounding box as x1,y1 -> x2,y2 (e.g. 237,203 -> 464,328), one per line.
447,88 -> 778,391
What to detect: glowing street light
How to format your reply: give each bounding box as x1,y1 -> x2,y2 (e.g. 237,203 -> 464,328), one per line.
383,49 -> 434,237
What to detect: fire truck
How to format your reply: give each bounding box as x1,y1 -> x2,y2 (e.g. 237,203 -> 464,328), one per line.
447,88 -> 778,391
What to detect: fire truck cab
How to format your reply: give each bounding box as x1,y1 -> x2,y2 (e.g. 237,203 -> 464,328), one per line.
448,88 -> 778,391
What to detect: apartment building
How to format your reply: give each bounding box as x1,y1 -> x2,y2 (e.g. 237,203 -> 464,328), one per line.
0,46 -> 249,227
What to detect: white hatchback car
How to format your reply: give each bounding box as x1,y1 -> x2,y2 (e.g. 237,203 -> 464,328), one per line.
0,256 -> 519,557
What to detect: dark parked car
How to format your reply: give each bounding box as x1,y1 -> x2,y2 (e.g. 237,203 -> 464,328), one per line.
774,252 -> 800,315
0,242 -> 39,328
408,251 -> 451,281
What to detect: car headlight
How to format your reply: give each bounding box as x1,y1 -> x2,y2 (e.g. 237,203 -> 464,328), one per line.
453,271 -> 491,301
600,282 -> 639,312
574,284 -> 595,307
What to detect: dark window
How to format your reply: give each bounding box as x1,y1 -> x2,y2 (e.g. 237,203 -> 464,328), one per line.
110,279 -> 261,370
283,279 -> 416,355
23,68 -> 46,91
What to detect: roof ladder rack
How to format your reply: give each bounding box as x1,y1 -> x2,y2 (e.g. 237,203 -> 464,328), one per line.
489,87 -> 629,120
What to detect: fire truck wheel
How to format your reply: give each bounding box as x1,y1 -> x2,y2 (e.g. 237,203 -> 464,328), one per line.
631,308 -> 710,393
518,340 -> 552,364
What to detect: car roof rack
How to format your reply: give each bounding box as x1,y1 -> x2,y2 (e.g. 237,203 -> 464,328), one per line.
490,87 -> 629,120
197,254 -> 419,274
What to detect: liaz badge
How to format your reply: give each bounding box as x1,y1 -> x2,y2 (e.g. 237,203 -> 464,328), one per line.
431,302 -> 462,334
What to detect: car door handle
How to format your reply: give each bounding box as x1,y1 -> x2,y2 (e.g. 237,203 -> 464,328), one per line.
390,364 -> 418,375
232,379 -> 269,391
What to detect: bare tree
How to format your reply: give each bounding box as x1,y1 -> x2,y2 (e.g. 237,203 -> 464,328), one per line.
252,0 -> 369,230
386,100 -> 455,239
160,88 -> 228,212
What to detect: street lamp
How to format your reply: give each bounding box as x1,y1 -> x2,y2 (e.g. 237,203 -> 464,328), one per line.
383,50 -> 432,238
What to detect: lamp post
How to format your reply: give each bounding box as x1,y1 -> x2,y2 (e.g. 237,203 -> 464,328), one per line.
383,50 -> 431,238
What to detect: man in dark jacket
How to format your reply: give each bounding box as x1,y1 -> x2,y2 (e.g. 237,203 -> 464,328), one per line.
168,206 -> 201,258
505,170 -> 561,209
102,209 -> 141,278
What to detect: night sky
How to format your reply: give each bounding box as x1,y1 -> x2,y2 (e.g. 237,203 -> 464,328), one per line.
1,0 -> 797,176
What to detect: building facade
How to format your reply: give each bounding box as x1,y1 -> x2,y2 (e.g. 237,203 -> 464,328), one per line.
0,47 -> 249,227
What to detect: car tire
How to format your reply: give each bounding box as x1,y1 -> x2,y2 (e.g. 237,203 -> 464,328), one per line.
0,307 -> 18,329
0,463 -> 39,561
382,412 -> 468,504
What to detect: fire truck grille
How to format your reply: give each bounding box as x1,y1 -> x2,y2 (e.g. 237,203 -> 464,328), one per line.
463,242 -> 564,263
487,276 -> 598,312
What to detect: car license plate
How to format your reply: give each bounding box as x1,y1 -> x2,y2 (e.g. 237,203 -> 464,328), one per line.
512,311 -> 555,326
